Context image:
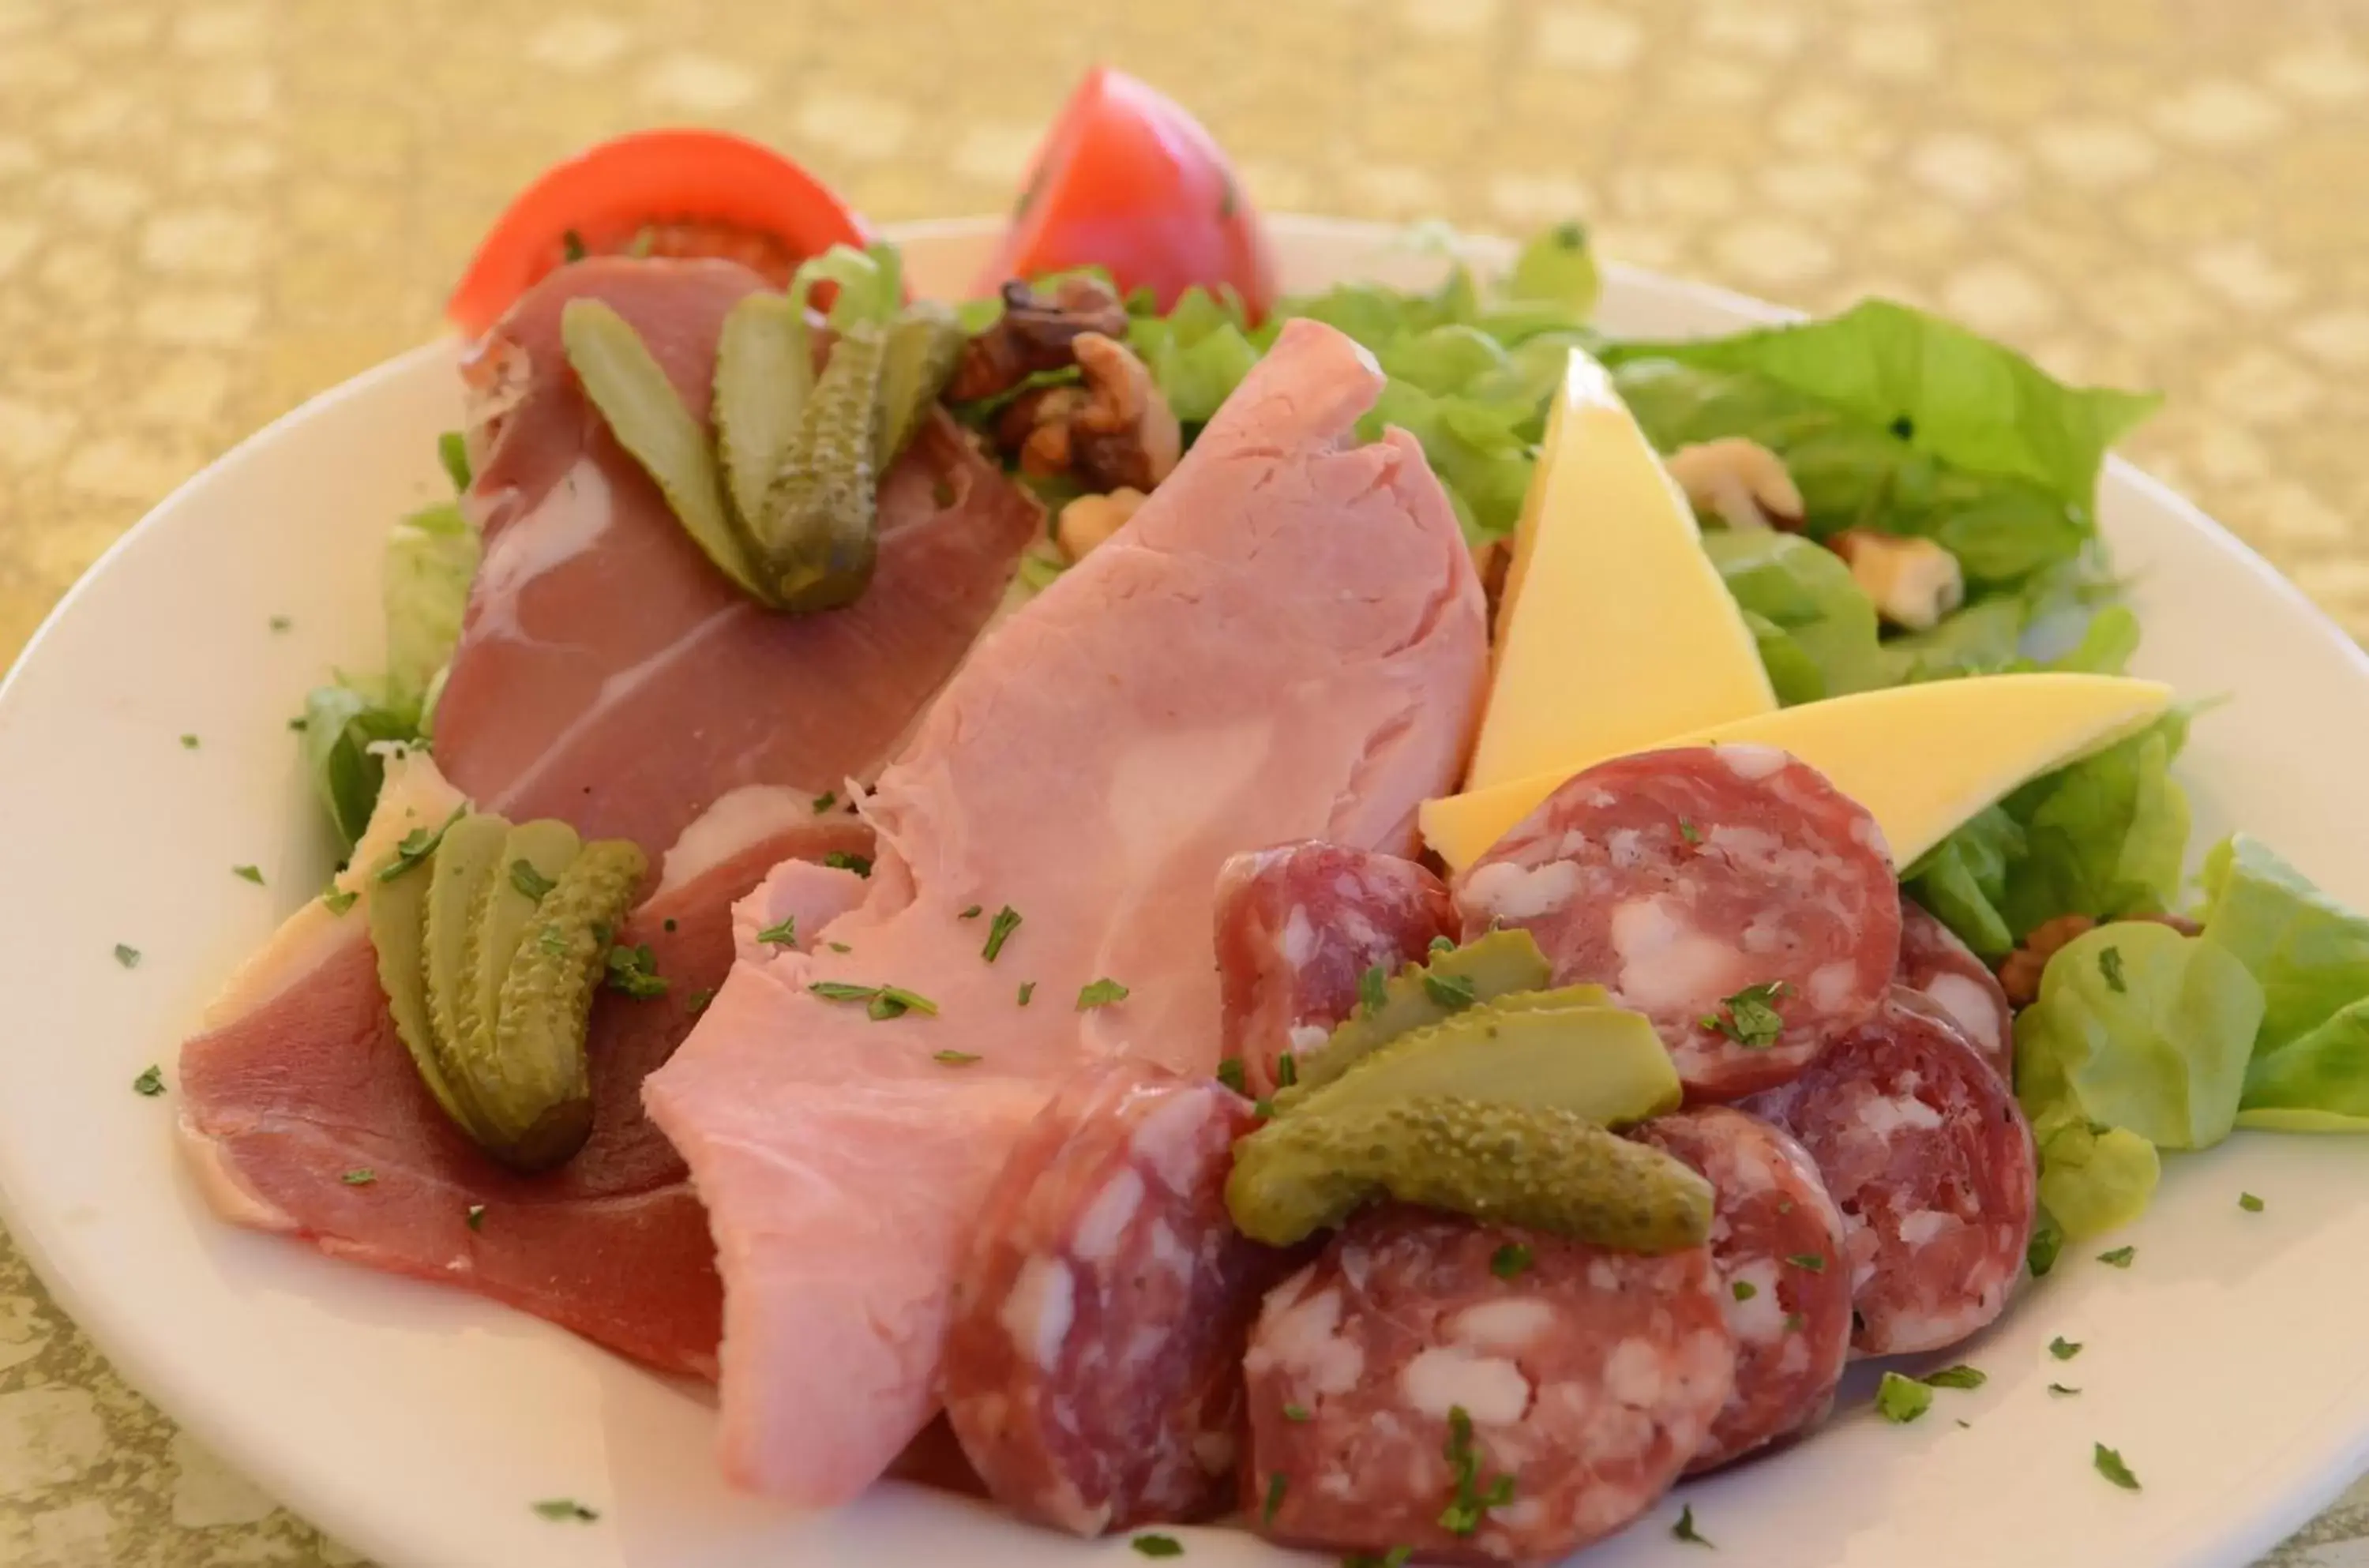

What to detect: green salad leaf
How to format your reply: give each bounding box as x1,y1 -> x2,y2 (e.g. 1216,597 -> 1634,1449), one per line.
383,502 -> 480,715
1700,530 -> 1887,704
1125,285 -> 1262,424
1905,807 -> 2023,960
2194,834 -> 2369,1129
2033,1114 -> 2161,1240
1504,222 -> 1602,317
301,685 -> 419,851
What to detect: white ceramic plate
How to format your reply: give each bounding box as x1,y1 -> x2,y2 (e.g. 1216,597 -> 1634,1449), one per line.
3,217 -> 2367,1568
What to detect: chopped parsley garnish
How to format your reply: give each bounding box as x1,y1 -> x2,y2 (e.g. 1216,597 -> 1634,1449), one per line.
559,229 -> 588,263
1282,1402 -> 1312,1423
1429,934 -> 1455,954
1673,1502 -> 1712,1547
1923,1364 -> 1985,1390
873,986 -> 938,1020
828,941 -> 851,953
811,981 -> 879,1003
466,1204 -> 486,1232
1490,1243 -> 1533,1280
686,987 -> 715,1015
959,905 -> 983,920
1785,1252 -> 1826,1273
509,860 -> 556,901
1438,1405 -> 1515,1536
537,925 -> 569,958
287,715 -> 307,731
2239,1191 -> 2266,1212
179,733 -> 199,749
2028,1219 -> 2063,1278
1216,1057 -> 1248,1093
1276,1052 -> 1298,1089
232,864 -> 265,885
2099,944 -> 2127,993
1700,981 -> 1789,1049
933,1050 -> 982,1067
1130,1536 -> 1183,1559
2050,1336 -> 2082,1360
756,916 -> 799,947
1677,817 -> 1702,846
604,944 -> 670,1000
1344,1552 -> 1413,1568
1017,981 -> 1036,1006
663,918 -> 677,932
532,1497 -> 599,1521
1261,1471 -> 1287,1525
132,1065 -> 164,1097
1077,977 -> 1130,1010
1358,963 -> 1388,1015
2093,1443 -> 2140,1491
823,850 -> 873,877
983,906 -> 1023,962
1422,971 -> 1477,1011
269,613 -> 292,632
437,430 -> 471,491
2097,1245 -> 2135,1268
1731,1280 -> 1757,1302
322,886 -> 358,916
1782,1311 -> 1805,1333
1875,1371 -> 1933,1424
2049,1383 -> 2080,1396
812,790 -> 836,813
1252,1096 -> 1275,1119
1890,414 -> 1915,440
341,1168 -> 376,1186
112,943 -> 141,969
377,804 -> 466,882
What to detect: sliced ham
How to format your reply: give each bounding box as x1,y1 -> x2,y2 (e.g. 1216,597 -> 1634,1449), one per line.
644,319 -> 1489,1505
436,256 -> 1042,857
178,767 -> 873,1376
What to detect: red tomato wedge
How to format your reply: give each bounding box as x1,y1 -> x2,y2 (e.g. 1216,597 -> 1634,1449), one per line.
978,67 -> 1277,319
445,129 -> 874,338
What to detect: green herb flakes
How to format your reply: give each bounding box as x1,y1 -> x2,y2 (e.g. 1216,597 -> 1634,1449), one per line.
828,941 -> 851,954
959,905 -> 983,920
1018,980 -> 1037,1006
1344,1552 -> 1414,1568
1130,1536 -> 1183,1559
869,985 -> 938,1020
757,916 -> 799,947
1262,1471 -> 1288,1525
1282,1402 -> 1312,1423
112,943 -> 141,969
1702,981 -> 1789,1049
269,613 -> 293,632
232,864 -> 265,885
2099,943 -> 2127,992
1678,818 -> 1703,846
1673,1503 -> 1712,1547
604,943 -> 670,1000
1077,977 -> 1130,1010
532,1497 -> 599,1521
466,1204 -> 486,1232
686,987 -> 715,1016
1276,1052 -> 1299,1089
811,981 -> 878,1004
1923,1365 -> 1986,1390
1490,1243 -> 1533,1279
1217,1057 -> 1248,1093
132,1065 -> 164,1097
2050,1337 -> 2083,1360
2093,1443 -> 2140,1491
341,1168 -> 376,1186
376,804 -> 466,883
1785,1252 -> 1826,1273
179,733 -> 199,750
1732,1280 -> 1757,1302
509,859 -> 556,901
322,886 -> 359,916
1783,1311 -> 1806,1333
2239,1191 -> 2266,1213
824,851 -> 873,877
2050,1383 -> 2081,1396
2028,1219 -> 2064,1278
1358,963 -> 1388,1015
1423,971 -> 1478,1011
1875,1371 -> 1934,1424
1429,934 -> 1455,954
1438,1405 -> 1515,1536
559,230 -> 588,264
812,790 -> 836,813
934,1050 -> 982,1067
2097,1245 -> 2135,1268
984,906 -> 1023,962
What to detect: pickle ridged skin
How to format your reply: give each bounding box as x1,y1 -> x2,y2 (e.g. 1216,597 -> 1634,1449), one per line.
561,298 -> 768,601
420,815 -> 511,1144
714,291 -> 813,543
876,306 -> 964,467
458,819 -> 583,1116
759,321 -> 887,612
1293,929 -> 1554,1099
1276,1000 -> 1680,1126
367,842 -> 473,1132
1226,1096 -> 1714,1252
481,838 -> 648,1171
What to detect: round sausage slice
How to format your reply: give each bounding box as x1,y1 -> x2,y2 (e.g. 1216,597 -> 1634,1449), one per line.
942,1060 -> 1286,1535
1631,1106 -> 1852,1472
1455,745 -> 1900,1101
1242,1206 -> 1734,1566
1745,990 -> 2037,1356
1215,842 -> 1457,1096
1896,897 -> 2015,1083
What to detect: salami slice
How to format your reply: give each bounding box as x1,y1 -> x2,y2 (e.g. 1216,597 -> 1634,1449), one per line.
1896,897 -> 2015,1083
1454,745 -> 1900,1101
1745,990 -> 2037,1357
1631,1106 -> 1851,1472
942,1060 -> 1286,1535
1215,842 -> 1458,1095
1242,1206 -> 1734,1566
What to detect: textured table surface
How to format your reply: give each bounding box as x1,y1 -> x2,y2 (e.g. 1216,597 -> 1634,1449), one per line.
2,0 -> 2367,1562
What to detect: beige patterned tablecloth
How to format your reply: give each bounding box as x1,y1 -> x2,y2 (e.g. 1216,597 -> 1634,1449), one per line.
2,0 -> 2368,1561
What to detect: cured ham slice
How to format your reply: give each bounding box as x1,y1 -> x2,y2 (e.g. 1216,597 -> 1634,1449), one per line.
645,318 -> 1489,1505
178,762 -> 872,1376
436,256 -> 1042,857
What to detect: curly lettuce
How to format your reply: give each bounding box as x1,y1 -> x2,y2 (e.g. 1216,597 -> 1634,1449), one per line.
2197,835 -> 2369,1129
1699,530 -> 1888,704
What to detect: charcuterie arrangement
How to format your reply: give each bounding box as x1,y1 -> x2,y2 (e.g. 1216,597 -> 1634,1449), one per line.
159,64 -> 2369,1567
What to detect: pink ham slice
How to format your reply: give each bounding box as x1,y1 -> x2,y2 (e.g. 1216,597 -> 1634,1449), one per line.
644,318 -> 1489,1505
178,807 -> 873,1376
437,255 -> 1042,857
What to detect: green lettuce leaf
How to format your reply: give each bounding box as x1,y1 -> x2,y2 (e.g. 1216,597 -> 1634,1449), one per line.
2033,1114 -> 2161,1240
2014,921 -> 2263,1152
1886,596 -> 2026,683
1128,287 -> 1263,425
1700,530 -> 1888,703
1904,806 -> 2024,960
383,502 -> 479,713
302,685 -> 418,853
1504,222 -> 1601,317
2239,1001 -> 2369,1130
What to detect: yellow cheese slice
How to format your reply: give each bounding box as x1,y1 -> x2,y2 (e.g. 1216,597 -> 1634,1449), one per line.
1465,350 -> 1774,792
1423,673 -> 2174,873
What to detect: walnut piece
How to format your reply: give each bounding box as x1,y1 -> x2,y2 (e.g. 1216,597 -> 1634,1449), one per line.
996,333 -> 1181,494
1996,910 -> 2205,1008
1664,437 -> 1804,531
1830,529 -> 1966,632
1057,487 -> 1148,562
947,276 -> 1131,403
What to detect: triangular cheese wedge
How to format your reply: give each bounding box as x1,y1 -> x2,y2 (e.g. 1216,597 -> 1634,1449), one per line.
1424,673 -> 2174,872
1466,350 -> 1774,792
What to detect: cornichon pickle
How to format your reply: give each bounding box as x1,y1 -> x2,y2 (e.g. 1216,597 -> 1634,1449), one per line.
713,291 -> 813,540
1226,1096 -> 1713,1252
876,305 -> 965,466
758,320 -> 888,611
366,838 -> 471,1132
1293,931 -> 1555,1098
1275,1001 -> 1680,1126
483,838 -> 648,1171
561,298 -> 768,601
420,814 -> 509,1137
459,819 -> 583,1100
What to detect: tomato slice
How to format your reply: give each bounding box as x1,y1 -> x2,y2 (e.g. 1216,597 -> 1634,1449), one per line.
445,129 -> 874,338
978,67 -> 1277,319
